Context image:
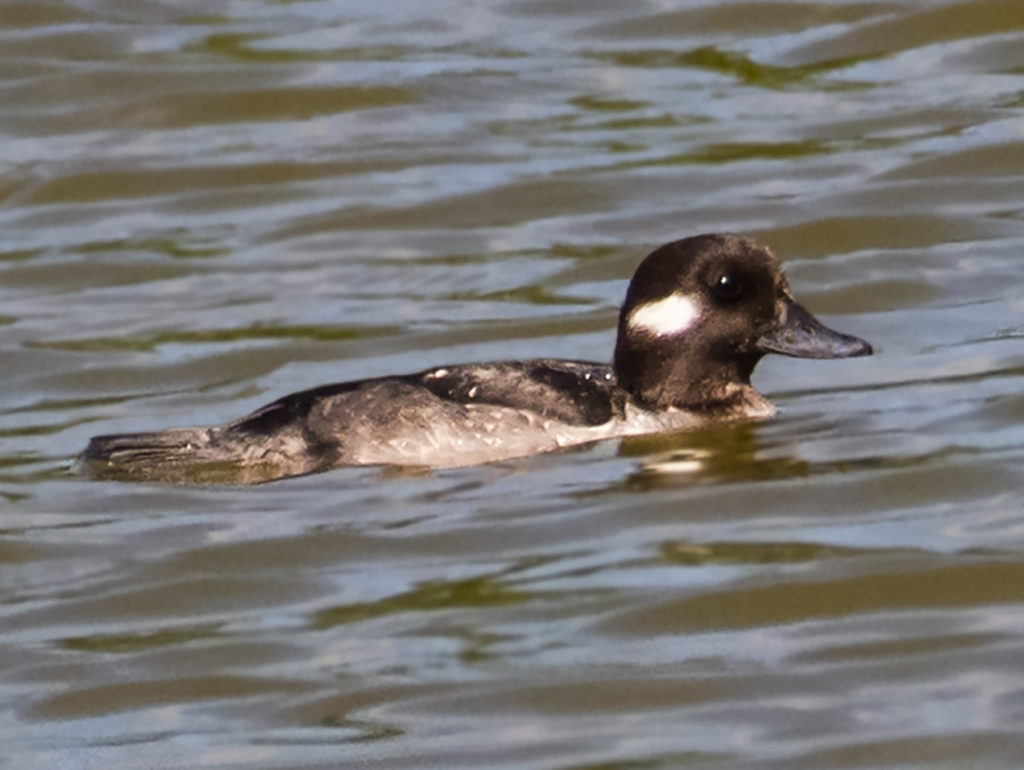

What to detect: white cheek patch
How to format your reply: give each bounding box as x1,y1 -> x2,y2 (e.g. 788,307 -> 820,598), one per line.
628,293 -> 702,337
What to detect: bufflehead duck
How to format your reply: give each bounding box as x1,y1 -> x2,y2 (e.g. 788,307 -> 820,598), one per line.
80,233 -> 871,483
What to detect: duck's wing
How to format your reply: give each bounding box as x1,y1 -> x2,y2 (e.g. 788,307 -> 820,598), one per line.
226,359 -> 623,448
411,359 -> 624,427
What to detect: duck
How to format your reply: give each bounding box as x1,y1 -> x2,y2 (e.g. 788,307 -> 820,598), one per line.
79,233 -> 872,483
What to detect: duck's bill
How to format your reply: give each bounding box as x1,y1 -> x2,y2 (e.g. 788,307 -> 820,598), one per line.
757,300 -> 872,359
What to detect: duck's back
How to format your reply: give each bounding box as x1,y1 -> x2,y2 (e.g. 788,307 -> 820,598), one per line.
80,359 -> 627,482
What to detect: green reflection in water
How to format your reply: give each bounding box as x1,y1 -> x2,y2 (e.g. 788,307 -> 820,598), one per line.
317,715 -> 404,742
313,575 -> 532,629
0,248 -> 44,263
191,32 -> 408,64
630,140 -> 834,171
592,46 -> 868,89
794,630 -> 1006,665
78,237 -> 229,260
570,95 -> 650,112
0,418 -> 95,438
30,323 -> 401,352
8,395 -> 129,415
547,243 -> 624,260
659,540 -> 865,567
596,139 -> 836,174
0,453 -> 40,470
595,114 -> 682,131
456,627 -> 512,664
60,625 -> 221,654
615,422 -> 816,488
1,461 -> 80,489
614,420 -> 985,492
557,751 -> 732,770
445,284 -> 590,306
663,559 -> 1024,632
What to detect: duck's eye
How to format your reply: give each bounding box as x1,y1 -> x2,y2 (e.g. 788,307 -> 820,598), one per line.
712,273 -> 743,303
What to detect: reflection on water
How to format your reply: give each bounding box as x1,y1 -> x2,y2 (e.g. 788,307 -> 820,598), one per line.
4,0 -> 1024,767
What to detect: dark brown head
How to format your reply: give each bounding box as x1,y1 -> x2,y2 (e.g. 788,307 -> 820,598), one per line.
613,233 -> 871,410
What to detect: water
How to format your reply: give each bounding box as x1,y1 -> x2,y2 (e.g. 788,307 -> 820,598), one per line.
3,1 -> 1024,767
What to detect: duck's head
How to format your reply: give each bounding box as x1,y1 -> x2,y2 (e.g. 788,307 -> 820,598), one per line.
613,233 -> 872,411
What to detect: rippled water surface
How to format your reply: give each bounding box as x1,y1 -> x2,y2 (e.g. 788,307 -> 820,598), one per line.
4,1 -> 1024,767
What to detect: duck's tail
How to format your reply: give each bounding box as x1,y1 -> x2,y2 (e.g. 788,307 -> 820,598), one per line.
78,421 -> 326,484
78,428 -> 218,482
